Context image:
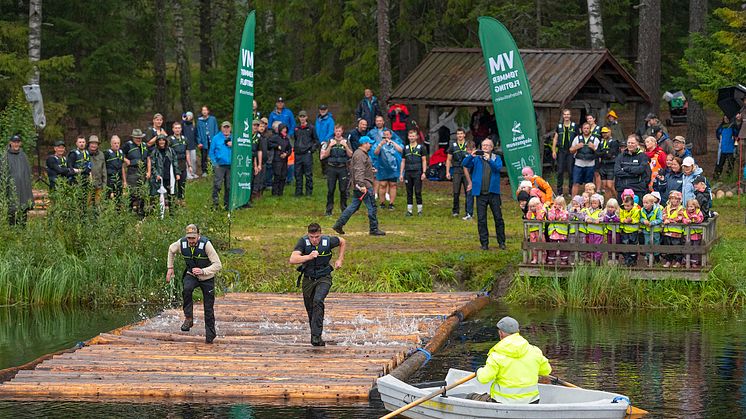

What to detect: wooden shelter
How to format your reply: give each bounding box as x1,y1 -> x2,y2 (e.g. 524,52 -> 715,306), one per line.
389,48 -> 650,148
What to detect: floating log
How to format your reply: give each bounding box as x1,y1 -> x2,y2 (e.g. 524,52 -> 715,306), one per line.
0,292 -> 480,403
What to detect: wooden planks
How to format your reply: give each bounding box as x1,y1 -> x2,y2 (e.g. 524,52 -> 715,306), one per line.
0,292 -> 477,403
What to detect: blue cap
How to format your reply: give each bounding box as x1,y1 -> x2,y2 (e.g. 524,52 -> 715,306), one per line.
359,135 -> 375,145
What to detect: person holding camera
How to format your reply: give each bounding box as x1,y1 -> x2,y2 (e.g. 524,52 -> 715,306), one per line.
463,138 -> 506,251
289,222 -> 346,347
166,224 -> 223,344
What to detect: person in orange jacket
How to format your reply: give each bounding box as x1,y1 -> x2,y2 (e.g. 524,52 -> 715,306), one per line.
520,166 -> 554,203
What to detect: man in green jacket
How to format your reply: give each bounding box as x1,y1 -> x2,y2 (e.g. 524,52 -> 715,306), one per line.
469,316 -> 552,404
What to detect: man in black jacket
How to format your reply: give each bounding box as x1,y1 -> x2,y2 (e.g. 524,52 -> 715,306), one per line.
614,135 -> 651,203
46,140 -> 78,191
346,118 -> 368,152
354,88 -> 382,127
294,111 -> 318,196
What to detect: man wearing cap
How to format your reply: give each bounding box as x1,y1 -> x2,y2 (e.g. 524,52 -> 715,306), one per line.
332,136 -> 385,236
315,105 -> 335,177
469,316 -> 551,404
681,156 -> 705,205
638,113 -> 668,139
596,126 -> 619,198
166,224 -> 223,344
294,110 -> 318,196
46,140 -> 77,191
181,112 -> 198,180
268,97 -> 296,138
671,136 -> 691,160
197,105 -> 218,177
289,222 -> 347,347
123,129 -> 150,216
605,110 -> 625,143
146,113 -> 168,151
105,135 -> 126,201
0,134 -> 33,224
651,126 -> 674,155
88,135 -> 107,204
67,135 -> 92,186
321,125 -> 352,216
210,121 -> 233,209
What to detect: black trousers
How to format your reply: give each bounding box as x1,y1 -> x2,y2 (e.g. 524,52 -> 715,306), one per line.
126,171 -> 145,216
476,193 -> 506,247
183,275 -> 216,342
176,168 -> 187,199
326,165 -> 349,213
555,149 -> 574,194
272,160 -> 288,195
714,152 -> 735,179
302,274 -> 332,337
200,146 -> 210,174
404,171 -> 423,205
295,152 -> 314,195
107,174 -> 123,199
212,165 -> 230,208
451,169 -> 468,214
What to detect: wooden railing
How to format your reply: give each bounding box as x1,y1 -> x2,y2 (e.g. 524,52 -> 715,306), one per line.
521,217 -> 718,270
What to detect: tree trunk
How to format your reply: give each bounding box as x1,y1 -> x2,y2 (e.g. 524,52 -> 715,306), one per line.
172,0 -> 193,113
28,0 -> 42,85
586,0 -> 605,49
635,0 -> 661,124
199,0 -> 213,94
687,0 -> 708,155
536,0 -> 542,47
377,0 -> 392,103
154,0 -> 167,113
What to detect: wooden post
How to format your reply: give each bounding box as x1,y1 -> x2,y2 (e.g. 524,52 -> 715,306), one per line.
428,106 -> 440,158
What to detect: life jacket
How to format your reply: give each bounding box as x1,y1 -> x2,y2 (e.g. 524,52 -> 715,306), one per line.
584,208 -> 604,235
403,143 -> 424,172
125,141 -> 148,168
105,149 -> 124,176
663,205 -> 687,235
555,122 -> 577,150
179,236 -> 214,279
300,235 -> 334,278
574,135 -> 597,161
640,205 -> 662,233
328,141 -> 349,166
170,135 -> 188,159
450,141 -> 468,167
71,149 -> 91,170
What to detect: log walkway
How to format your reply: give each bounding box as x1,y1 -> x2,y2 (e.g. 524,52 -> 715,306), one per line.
0,292 -> 477,403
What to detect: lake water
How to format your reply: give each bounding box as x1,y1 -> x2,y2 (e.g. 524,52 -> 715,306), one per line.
1,301 -> 745,418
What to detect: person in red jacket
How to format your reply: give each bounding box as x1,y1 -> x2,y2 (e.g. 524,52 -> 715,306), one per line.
644,136 -> 667,188
388,103 -> 410,140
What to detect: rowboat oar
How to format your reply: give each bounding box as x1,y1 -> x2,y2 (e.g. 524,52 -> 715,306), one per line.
546,375 -> 648,416
379,372 -> 476,419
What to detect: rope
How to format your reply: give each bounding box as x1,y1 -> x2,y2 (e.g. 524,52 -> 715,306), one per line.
612,395 -> 630,404
415,347 -> 432,367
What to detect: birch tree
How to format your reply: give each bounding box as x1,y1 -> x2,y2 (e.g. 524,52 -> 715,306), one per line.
28,0 -> 42,85
586,0 -> 605,49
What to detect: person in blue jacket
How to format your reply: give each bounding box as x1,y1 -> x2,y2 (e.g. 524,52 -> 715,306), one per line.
268,97 -> 296,137
714,115 -> 738,180
463,138 -> 506,251
315,104 -> 335,177
209,121 -> 232,210
196,105 -> 219,177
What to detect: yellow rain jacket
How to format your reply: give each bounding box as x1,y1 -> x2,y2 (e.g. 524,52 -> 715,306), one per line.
476,333 -> 552,404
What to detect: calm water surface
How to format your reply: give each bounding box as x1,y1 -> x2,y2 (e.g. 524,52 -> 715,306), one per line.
1,301 -> 745,418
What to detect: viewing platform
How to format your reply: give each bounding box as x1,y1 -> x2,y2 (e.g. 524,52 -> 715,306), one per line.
518,218 -> 719,281
0,292 -> 477,403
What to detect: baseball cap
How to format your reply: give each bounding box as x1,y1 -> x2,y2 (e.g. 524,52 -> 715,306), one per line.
318,104 -> 328,110
682,156 -> 695,167
53,140 -> 65,147
221,121 -> 231,128
185,111 -> 194,118
673,135 -> 686,143
260,117 -> 269,125
645,113 -> 657,121
298,110 -> 308,117
252,119 -> 261,125
601,127 -> 611,133
88,135 -> 100,144
185,224 -> 199,238
359,136 -> 375,145
9,134 -> 21,142
131,129 -> 145,138
693,175 -> 706,185
496,316 -> 520,334
277,97 -> 284,102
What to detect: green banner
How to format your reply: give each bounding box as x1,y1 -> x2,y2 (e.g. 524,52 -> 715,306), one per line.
478,16 -> 541,194
229,10 -> 256,211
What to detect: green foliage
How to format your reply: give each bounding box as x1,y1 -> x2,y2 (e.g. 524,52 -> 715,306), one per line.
0,93 -> 36,154
679,1 -> 746,109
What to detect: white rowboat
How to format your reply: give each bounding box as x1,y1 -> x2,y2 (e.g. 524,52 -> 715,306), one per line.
377,368 -> 633,419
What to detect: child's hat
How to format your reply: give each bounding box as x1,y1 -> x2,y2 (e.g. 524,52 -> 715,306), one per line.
693,175 -> 706,185
621,188 -> 635,199
591,193 -> 604,207
651,191 -> 662,203
517,190 -> 530,201
572,195 -> 585,206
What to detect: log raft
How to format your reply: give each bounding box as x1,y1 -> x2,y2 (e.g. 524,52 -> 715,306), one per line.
0,292 -> 480,402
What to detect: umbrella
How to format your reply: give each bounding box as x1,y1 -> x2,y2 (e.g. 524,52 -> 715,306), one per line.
158,179 -> 167,219
717,85 -> 746,119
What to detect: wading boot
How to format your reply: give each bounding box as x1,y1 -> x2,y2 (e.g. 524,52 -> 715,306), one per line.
180,317 -> 193,332
311,335 -> 326,347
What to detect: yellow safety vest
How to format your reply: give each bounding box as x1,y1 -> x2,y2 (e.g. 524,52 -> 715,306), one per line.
664,206 -> 687,235
619,205 -> 641,233
640,205 -> 662,233
476,333 -> 552,404
688,209 -> 703,236
526,211 -> 544,233
583,208 -> 604,235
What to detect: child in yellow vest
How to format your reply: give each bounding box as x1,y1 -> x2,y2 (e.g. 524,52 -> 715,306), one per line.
684,198 -> 705,267
619,190 -> 641,267
567,195 -> 586,264
526,197 -> 546,264
546,195 -> 569,264
584,193 -> 605,264
663,190 -> 689,268
640,193 -> 663,264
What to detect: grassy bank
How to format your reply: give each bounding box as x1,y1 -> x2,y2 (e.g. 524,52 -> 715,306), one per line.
505,197 -> 746,309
